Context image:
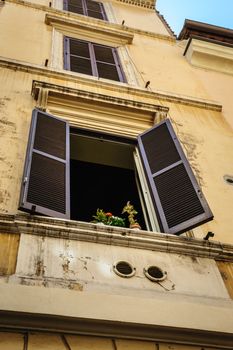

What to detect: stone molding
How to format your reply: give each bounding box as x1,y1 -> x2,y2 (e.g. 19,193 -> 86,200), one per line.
0,309 -> 233,349
184,36 -> 233,75
6,0 -> 174,43
0,57 -> 222,111
45,13 -> 134,46
32,80 -> 168,114
0,214 -> 233,261
116,0 -> 155,10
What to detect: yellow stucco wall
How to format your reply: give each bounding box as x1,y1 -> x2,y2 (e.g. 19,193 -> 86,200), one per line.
0,1 -> 232,245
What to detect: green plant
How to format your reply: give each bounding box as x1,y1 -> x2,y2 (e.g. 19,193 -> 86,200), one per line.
92,209 -> 125,227
122,201 -> 139,226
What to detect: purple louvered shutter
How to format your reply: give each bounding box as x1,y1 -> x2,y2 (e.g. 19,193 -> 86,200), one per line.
19,109 -> 70,219
138,119 -> 213,235
64,37 -> 126,82
86,0 -> 106,20
64,0 -> 85,14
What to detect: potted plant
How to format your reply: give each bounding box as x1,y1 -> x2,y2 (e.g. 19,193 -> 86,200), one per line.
92,209 -> 125,227
122,201 -> 141,229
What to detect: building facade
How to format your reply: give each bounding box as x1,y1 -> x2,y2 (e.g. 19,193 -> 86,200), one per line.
0,0 -> 233,348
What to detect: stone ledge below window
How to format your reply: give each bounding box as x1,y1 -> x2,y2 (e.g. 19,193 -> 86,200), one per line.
0,213 -> 233,261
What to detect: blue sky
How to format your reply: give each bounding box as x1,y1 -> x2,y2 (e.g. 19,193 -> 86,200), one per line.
156,0 -> 233,35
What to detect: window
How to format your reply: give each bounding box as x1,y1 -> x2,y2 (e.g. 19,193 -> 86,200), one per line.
64,37 -> 126,82
64,0 -> 107,20
19,109 -> 213,235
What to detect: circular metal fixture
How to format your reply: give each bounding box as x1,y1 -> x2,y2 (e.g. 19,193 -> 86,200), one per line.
144,265 -> 167,282
113,261 -> 136,278
224,175 -> 233,186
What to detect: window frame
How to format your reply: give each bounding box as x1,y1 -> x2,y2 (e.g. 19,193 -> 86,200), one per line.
64,37 -> 126,83
20,110 -> 213,235
63,0 -> 108,21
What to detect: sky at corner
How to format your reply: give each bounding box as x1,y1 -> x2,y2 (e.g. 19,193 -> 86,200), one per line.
156,0 -> 233,36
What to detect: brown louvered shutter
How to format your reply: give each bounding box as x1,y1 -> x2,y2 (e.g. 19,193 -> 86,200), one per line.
93,44 -> 125,82
86,0 -> 106,20
64,0 -> 85,14
138,119 -> 213,235
19,109 -> 70,219
64,37 -> 94,76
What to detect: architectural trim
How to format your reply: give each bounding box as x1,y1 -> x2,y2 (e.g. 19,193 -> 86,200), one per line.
0,57 -> 222,111
0,310 -> 233,349
0,214 -> 233,261
45,13 -> 134,46
6,0 -> 174,43
184,36 -> 233,75
32,80 -> 168,114
116,0 -> 155,10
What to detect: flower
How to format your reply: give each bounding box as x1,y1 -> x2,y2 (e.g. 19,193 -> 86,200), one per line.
92,209 -> 125,227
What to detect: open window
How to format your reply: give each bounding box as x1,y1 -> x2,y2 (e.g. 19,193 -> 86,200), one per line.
64,0 -> 107,20
19,109 -> 213,235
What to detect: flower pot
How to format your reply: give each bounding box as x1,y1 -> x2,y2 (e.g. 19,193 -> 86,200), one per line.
130,223 -> 141,230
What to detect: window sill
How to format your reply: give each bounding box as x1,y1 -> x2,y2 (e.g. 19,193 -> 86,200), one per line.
1,213 -> 232,261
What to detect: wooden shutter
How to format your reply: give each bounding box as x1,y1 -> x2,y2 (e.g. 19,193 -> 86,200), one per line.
19,109 -> 70,219
64,0 -> 85,14
86,0 -> 106,20
64,38 -> 125,82
137,119 -> 213,235
93,44 -> 125,82
64,37 -> 94,76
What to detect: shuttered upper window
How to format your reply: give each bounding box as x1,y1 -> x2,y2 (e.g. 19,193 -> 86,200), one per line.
64,37 -> 126,82
64,0 -> 107,20
19,110 -> 213,235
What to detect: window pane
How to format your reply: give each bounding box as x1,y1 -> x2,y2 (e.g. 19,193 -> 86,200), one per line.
68,5 -> 84,14
70,56 -> 93,75
87,10 -> 104,19
94,45 -> 115,64
97,62 -> 120,81
70,40 -> 90,58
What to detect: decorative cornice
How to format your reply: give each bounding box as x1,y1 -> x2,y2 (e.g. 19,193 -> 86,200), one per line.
45,13 -> 134,46
184,37 -> 233,76
116,0 -> 155,10
32,80 -> 168,114
0,214 -> 233,261
6,0 -> 174,43
0,57 -> 222,111
0,310 -> 233,349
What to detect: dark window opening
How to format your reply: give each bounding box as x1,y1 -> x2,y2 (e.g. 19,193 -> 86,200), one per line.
70,131 -> 146,229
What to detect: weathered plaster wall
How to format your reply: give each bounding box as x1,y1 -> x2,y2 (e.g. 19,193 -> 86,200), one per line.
11,233 -> 228,299
0,3 -> 52,65
108,1 -> 170,35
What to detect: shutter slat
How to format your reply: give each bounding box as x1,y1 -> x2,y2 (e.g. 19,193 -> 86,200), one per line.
19,109 -> 70,219
138,119 -> 213,235
97,62 -> 120,81
94,45 -> 116,64
70,56 -> 93,75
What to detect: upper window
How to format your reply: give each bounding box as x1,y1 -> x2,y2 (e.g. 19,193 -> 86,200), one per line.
64,37 -> 126,82
64,0 -> 107,20
19,109 -> 214,235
